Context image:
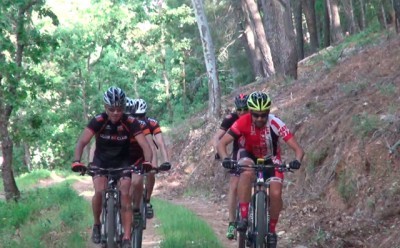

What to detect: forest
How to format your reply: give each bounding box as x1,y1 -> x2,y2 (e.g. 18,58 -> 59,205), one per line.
1,0 -> 399,201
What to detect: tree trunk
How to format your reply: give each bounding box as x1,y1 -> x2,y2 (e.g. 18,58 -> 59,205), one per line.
293,0 -> 304,60
240,0 -> 264,78
323,0 -> 331,47
243,0 -> 275,78
191,0 -> 221,119
23,143 -> 31,171
0,106 -> 20,201
342,0 -> 359,34
359,0 -> 366,30
181,56 -> 187,113
329,0 -> 343,43
261,0 -> 297,78
394,0 -> 400,33
302,0 -> 319,54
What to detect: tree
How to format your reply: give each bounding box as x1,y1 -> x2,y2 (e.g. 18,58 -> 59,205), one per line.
191,0 -> 221,118
342,0 -> 360,34
261,0 -> 298,78
302,0 -> 319,54
243,0 -> 275,78
293,0 -> 305,60
329,0 -> 344,43
0,0 -> 58,201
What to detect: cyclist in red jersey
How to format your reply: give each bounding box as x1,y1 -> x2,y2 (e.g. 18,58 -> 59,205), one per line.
217,91 -> 304,248
71,87 -> 153,248
132,98 -> 171,219
212,93 -> 249,239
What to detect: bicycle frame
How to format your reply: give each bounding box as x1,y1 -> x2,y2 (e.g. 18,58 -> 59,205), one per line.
131,165 -> 169,248
87,167 -> 131,248
234,158 -> 291,248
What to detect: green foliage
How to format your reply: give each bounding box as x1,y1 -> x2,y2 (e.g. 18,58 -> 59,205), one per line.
0,182 -> 91,248
339,80 -> 368,96
352,113 -> 380,138
337,169 -> 357,202
152,198 -> 223,248
375,82 -> 397,96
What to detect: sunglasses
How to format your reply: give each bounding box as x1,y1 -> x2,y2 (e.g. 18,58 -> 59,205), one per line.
106,107 -> 124,113
236,108 -> 249,112
251,112 -> 269,118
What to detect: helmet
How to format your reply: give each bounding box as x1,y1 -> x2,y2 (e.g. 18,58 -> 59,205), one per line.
134,98 -> 147,114
247,91 -> 271,111
125,97 -> 136,114
234,94 -> 248,109
103,87 -> 126,107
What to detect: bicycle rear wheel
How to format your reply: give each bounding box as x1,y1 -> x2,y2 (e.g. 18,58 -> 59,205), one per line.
106,195 -> 117,248
235,204 -> 245,248
254,191 -> 267,248
132,198 -> 145,248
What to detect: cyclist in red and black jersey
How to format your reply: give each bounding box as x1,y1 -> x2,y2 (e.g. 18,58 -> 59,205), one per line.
217,91 -> 304,248
71,87 -> 152,248
125,98 -> 157,222
212,93 -> 249,239
132,98 -> 171,219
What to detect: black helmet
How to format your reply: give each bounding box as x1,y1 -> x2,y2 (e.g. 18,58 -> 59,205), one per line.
234,94 -> 248,109
103,87 -> 126,108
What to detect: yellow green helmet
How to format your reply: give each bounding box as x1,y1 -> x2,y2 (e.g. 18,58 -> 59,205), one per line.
247,91 -> 271,111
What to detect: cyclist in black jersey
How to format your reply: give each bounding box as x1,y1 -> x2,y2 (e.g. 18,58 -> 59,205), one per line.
71,87 -> 153,248
131,98 -> 171,219
212,93 -> 249,239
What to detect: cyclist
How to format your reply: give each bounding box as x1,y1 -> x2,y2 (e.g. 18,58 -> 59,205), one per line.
125,97 -> 156,223
71,87 -> 153,248
212,93 -> 249,240
131,98 -> 171,219
217,91 -> 304,248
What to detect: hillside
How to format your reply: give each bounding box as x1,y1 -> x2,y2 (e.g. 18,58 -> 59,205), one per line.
163,34 -> 400,247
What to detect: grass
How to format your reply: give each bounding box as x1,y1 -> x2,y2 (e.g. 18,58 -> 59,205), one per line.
0,183 -> 92,247
0,170 -> 92,248
337,169 -> 357,202
152,198 -> 223,248
0,169 -> 52,192
352,113 -> 380,138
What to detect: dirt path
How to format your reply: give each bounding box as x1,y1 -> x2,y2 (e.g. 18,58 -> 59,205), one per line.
72,177 -> 162,248
171,196 -> 235,248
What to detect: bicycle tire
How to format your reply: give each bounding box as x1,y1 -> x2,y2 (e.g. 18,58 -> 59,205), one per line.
254,191 -> 267,248
132,214 -> 143,248
106,194 -> 117,248
235,204 -> 245,248
142,188 -> 147,230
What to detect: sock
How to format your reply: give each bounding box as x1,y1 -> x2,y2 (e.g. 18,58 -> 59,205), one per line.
239,202 -> 249,219
269,218 -> 278,233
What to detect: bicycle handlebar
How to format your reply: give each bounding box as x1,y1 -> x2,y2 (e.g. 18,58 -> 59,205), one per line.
226,159 -> 295,173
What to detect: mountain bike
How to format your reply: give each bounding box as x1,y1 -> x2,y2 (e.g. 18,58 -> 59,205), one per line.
229,157 -> 295,248
85,166 -> 133,248
131,163 -> 171,248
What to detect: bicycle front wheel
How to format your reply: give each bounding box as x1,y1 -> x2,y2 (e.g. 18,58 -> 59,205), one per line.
254,191 -> 267,248
106,195 -> 117,248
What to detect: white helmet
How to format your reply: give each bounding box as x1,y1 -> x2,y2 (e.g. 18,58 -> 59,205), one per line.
134,98 -> 147,114
125,97 -> 135,114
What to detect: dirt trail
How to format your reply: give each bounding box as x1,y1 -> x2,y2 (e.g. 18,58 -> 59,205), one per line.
72,177 -> 162,248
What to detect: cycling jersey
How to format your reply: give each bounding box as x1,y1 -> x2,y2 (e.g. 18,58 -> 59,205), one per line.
129,119 -> 151,165
219,112 -> 244,159
228,113 -> 293,161
87,113 -> 142,168
143,117 -> 162,135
